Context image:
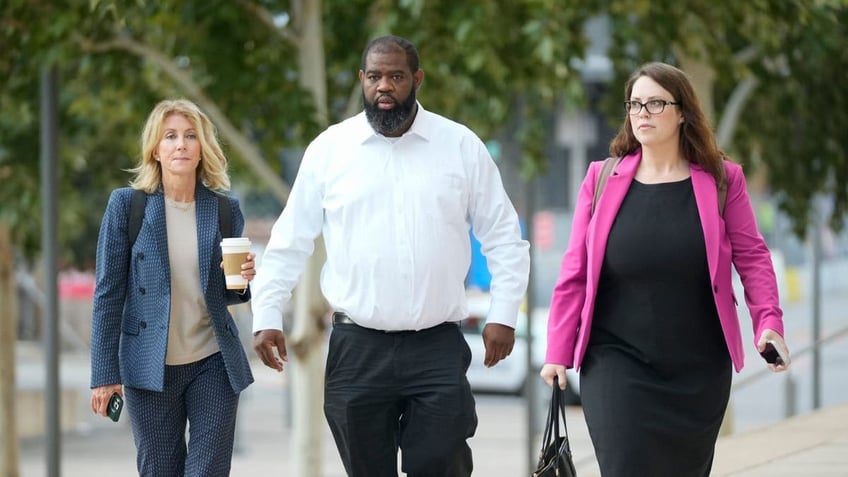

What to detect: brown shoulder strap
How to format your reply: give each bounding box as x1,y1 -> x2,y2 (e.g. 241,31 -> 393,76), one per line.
591,157 -> 622,216
718,186 -> 727,216
590,157 -> 727,217
717,160 -> 728,216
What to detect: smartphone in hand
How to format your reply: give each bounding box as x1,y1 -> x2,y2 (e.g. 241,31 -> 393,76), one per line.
107,393 -> 124,422
760,340 -> 789,367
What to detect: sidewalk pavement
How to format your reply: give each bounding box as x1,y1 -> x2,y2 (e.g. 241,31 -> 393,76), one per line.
712,402 -> 848,477
15,345 -> 848,476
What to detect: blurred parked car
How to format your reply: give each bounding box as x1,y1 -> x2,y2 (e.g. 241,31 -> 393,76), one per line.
462,293 -> 581,405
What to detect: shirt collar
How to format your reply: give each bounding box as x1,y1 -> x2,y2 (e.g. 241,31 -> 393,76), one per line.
354,101 -> 432,144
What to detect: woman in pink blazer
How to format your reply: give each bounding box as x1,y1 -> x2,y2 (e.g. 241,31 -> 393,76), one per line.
540,62 -> 791,476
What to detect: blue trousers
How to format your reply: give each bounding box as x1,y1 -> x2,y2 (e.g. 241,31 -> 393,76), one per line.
124,352 -> 240,477
324,322 -> 478,477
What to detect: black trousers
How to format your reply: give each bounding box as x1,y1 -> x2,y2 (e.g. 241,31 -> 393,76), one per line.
324,321 -> 477,477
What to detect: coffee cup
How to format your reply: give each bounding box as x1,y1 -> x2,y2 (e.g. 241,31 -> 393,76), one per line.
221,237 -> 251,290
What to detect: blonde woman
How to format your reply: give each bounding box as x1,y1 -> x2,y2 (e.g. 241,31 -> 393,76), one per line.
90,99 -> 255,476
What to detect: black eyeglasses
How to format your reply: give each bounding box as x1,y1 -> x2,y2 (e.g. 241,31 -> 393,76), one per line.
624,99 -> 679,115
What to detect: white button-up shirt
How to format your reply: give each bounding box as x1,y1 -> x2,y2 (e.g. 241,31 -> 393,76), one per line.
252,104 -> 529,332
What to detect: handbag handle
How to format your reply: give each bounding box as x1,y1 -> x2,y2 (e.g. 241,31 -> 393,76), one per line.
539,376 -> 571,456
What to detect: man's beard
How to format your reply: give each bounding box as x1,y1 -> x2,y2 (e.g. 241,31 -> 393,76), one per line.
363,88 -> 417,136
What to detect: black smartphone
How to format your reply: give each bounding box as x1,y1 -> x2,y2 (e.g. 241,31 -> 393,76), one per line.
760,341 -> 788,366
107,393 -> 124,422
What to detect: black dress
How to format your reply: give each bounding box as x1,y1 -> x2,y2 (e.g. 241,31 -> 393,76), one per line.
581,178 -> 732,477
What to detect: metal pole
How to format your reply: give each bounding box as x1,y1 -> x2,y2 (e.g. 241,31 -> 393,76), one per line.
784,373 -> 797,418
811,203 -> 822,410
40,66 -> 61,477
524,176 -> 537,474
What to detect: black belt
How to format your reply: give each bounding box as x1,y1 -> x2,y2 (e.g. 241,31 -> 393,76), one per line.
332,312 -> 359,326
331,312 -> 457,334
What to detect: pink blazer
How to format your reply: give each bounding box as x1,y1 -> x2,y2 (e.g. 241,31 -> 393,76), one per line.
545,150 -> 784,372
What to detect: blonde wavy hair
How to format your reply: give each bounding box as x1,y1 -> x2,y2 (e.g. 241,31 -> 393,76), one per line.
129,99 -> 231,192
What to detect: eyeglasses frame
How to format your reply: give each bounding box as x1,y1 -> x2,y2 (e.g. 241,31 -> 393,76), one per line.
624,99 -> 680,115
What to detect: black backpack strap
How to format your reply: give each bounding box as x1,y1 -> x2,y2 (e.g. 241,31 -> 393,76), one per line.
128,189 -> 147,246
216,192 -> 232,239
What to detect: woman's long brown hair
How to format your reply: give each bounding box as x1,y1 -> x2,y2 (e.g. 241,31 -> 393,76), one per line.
609,62 -> 727,190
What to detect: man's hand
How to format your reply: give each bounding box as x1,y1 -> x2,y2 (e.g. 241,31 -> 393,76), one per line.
481,323 -> 515,368
253,329 -> 289,372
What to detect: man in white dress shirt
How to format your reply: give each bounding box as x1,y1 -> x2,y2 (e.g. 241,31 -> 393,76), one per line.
251,35 -> 529,477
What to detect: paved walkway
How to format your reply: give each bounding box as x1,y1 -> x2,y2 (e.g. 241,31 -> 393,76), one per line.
571,402 -> 848,477
712,402 -> 848,476
14,345 -> 848,476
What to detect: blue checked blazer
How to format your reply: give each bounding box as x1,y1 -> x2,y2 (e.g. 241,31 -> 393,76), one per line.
90,185 -> 254,393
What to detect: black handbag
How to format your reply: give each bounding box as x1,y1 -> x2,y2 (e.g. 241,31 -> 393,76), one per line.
533,376 -> 577,477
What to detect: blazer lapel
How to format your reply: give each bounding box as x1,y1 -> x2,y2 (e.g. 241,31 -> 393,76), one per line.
690,164 -> 721,283
195,187 -> 216,295
147,193 -> 170,272
588,151 -> 640,280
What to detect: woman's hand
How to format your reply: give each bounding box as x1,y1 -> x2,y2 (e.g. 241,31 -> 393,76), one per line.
757,329 -> 791,372
540,363 -> 568,389
90,384 -> 123,417
219,252 -> 257,282
241,252 -> 257,282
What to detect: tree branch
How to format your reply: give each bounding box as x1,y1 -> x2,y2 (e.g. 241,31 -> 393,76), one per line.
733,46 -> 760,64
77,33 -> 291,203
716,76 -> 758,149
236,0 -> 300,48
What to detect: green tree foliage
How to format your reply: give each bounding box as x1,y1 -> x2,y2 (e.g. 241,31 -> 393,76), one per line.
734,4 -> 848,235
602,0 -> 848,236
1,0 -> 846,267
1,0 -> 591,267
2,0 -> 319,267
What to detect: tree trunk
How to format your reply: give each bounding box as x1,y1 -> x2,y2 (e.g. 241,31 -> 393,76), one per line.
289,237 -> 329,476
290,1 -> 331,476
676,48 -> 738,436
675,49 -> 716,126
0,222 -> 20,477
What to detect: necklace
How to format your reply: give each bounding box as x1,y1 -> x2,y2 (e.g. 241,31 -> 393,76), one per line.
165,197 -> 194,211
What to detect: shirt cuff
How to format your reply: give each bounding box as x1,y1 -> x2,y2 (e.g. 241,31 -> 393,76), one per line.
252,309 -> 285,334
484,298 -> 521,329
